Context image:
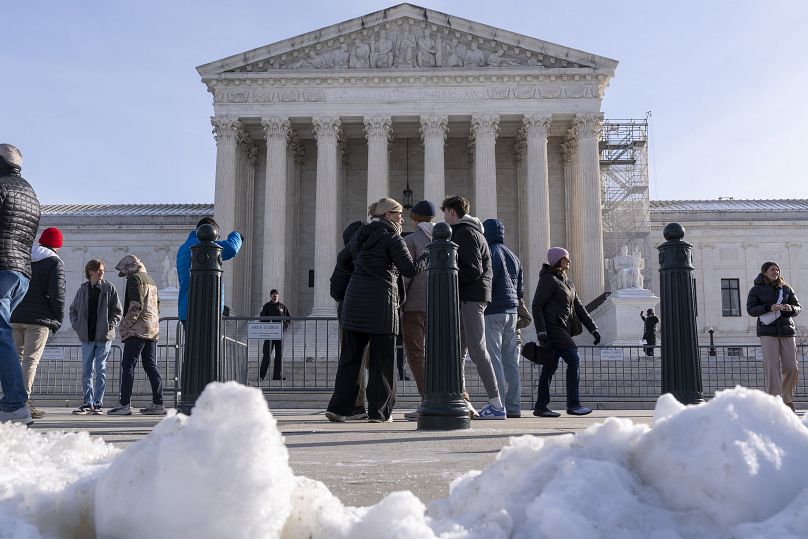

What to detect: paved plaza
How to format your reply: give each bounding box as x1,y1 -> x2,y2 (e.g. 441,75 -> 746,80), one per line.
30,406 -> 655,506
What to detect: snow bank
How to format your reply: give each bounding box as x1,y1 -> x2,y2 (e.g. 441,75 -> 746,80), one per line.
2,384 -> 808,538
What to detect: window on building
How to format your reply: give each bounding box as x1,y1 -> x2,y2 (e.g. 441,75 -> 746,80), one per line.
721,278 -> 741,317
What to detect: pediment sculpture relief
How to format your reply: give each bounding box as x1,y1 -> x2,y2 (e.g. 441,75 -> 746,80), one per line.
229,20 -> 590,72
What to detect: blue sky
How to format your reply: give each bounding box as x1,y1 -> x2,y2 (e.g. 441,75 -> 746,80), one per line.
2,0 -> 806,204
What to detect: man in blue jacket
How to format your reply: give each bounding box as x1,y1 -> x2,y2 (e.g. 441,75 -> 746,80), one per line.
483,218 -> 524,418
176,217 -> 242,323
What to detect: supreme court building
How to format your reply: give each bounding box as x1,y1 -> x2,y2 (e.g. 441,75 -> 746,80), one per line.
196,3 -> 618,318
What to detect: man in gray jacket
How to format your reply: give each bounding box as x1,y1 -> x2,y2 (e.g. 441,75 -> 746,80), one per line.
69,259 -> 122,414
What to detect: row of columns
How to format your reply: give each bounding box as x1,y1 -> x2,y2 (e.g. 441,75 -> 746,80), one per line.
211,112 -> 604,318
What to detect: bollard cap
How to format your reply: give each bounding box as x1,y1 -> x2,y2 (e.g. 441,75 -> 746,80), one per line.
197,223 -> 218,242
433,221 -> 451,241
663,222 -> 685,241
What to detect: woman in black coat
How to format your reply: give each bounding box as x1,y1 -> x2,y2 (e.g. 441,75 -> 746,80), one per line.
531,247 -> 600,417
746,261 -> 801,412
326,197 -> 426,423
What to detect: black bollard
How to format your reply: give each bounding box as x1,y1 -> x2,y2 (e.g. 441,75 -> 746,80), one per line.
418,222 -> 471,430
658,223 -> 704,404
177,224 -> 224,414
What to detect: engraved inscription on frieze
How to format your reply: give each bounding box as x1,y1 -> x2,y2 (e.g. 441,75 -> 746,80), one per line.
227,18 -> 592,73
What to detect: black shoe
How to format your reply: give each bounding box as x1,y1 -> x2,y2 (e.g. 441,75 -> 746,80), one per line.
533,408 -> 561,418
567,406 -> 593,416
506,412 -> 522,418
272,376 -> 286,381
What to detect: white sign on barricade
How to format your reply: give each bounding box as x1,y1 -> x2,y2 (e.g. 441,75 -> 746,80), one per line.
247,322 -> 283,340
600,348 -> 625,361
41,347 -> 65,360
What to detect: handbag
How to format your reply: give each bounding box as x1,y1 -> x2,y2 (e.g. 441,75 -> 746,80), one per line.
569,311 -> 583,337
520,341 -> 558,368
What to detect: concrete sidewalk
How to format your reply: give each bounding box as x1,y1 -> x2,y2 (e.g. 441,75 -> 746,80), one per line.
29,407 -> 655,507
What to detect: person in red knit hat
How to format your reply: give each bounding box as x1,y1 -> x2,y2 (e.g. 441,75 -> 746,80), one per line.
10,226 -> 66,419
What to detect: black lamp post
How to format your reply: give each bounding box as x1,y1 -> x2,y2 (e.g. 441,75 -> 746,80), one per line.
708,327 -> 716,356
403,138 -> 413,209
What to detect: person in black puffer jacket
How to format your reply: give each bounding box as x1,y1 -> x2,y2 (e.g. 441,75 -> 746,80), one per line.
746,261 -> 801,412
11,227 -> 65,419
0,143 -> 41,426
532,247 -> 600,418
326,197 -> 426,423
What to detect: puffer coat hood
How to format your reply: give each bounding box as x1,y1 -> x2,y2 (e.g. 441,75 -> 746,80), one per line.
483,218 -> 505,245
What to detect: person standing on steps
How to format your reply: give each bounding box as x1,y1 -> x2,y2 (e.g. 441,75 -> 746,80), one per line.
259,289 -> 291,381
640,308 -> 659,357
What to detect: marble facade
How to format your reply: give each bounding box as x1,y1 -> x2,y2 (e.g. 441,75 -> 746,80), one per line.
197,3 -> 618,317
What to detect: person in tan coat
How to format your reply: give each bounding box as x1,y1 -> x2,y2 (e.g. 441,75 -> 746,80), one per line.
108,255 -> 165,416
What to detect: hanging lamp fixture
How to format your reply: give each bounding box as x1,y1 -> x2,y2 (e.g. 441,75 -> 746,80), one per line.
403,138 -> 413,209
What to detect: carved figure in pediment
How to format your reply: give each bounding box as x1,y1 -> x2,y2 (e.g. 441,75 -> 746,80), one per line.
395,28 -> 416,67
486,50 -> 503,67
371,30 -> 394,68
442,38 -> 460,67
350,39 -> 371,68
416,30 -> 437,68
332,44 -> 350,69
464,42 -> 486,67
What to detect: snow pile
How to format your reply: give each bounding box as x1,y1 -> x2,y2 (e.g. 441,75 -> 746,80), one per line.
2,384 -> 808,538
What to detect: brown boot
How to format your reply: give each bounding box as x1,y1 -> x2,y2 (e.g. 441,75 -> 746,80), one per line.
28,401 -> 46,419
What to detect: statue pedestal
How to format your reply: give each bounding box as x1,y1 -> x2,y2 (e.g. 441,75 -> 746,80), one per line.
587,288 -> 659,346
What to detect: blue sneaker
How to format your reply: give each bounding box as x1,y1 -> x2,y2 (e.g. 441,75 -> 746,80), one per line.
476,403 -> 506,420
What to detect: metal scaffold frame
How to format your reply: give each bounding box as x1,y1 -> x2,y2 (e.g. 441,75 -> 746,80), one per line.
600,117 -> 652,290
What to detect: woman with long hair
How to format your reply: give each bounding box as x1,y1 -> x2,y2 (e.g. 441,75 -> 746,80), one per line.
325,197 -> 426,423
747,261 -> 801,412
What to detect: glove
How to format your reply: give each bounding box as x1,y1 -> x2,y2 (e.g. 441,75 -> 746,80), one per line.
592,330 -> 601,346
537,331 -> 548,343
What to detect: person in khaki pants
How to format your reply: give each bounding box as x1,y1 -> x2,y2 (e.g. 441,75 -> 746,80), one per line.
10,227 -> 65,419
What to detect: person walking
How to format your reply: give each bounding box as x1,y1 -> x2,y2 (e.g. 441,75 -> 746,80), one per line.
325,197 -> 426,423
108,255 -> 165,416
441,195 -> 504,420
69,259 -> 122,415
0,144 -> 40,426
10,227 -> 65,419
640,308 -> 659,357
746,261 -> 801,412
482,218 -> 524,418
532,247 -> 600,417
259,289 -> 291,381
401,200 -> 435,420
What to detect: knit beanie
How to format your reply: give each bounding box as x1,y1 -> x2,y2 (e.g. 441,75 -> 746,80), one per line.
39,227 -> 63,249
410,200 -> 436,223
547,247 -> 570,267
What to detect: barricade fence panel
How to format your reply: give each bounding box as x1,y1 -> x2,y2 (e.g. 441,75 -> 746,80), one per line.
8,316 -> 808,405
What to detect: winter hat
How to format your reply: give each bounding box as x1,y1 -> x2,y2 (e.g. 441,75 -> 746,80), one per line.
547,247 -> 570,267
39,227 -> 63,249
342,220 -> 364,246
410,200 -> 436,223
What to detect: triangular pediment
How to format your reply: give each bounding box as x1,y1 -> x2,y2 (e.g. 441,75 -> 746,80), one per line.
198,4 -> 617,76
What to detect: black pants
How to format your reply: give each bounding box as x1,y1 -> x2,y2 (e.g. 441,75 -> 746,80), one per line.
120,337 -> 162,406
327,331 -> 396,420
260,339 -> 283,380
643,334 -> 656,356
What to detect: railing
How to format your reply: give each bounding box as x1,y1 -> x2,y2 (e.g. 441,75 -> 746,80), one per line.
10,316 -> 808,405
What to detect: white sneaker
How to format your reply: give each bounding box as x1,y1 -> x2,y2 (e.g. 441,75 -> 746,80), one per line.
107,404 -> 132,416
0,406 -> 34,426
140,403 -> 167,415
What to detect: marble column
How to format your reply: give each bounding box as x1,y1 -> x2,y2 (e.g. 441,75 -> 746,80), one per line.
211,116 -> 240,310
470,114 -> 499,220
364,115 -> 392,206
261,117 -> 291,309
232,129 -> 255,315
522,113 -> 552,293
285,134 -> 303,314
573,113 -> 605,304
310,116 -> 341,317
420,115 -> 448,210
562,136 -> 582,288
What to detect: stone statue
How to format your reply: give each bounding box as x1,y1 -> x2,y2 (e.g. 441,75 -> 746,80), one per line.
395,29 -> 416,67
371,31 -> 394,68
349,39 -> 371,69
464,42 -> 486,67
442,38 -> 460,67
162,253 -> 179,289
416,30 -> 437,68
332,44 -> 350,69
486,50 -> 503,67
607,246 -> 645,290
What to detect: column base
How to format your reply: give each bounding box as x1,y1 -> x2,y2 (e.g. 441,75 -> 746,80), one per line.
417,394 -> 471,430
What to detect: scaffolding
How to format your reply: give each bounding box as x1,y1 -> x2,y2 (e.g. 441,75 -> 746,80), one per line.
600,118 -> 652,290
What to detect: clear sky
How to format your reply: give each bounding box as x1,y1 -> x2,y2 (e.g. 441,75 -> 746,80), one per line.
2,0 -> 806,204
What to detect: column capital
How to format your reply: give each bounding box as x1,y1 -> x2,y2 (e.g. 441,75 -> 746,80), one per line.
522,113 -> 552,140
363,115 -> 392,142
572,112 -> 604,140
561,140 -> 575,164
261,116 -> 291,142
470,113 -> 500,140
313,116 -> 342,142
419,115 -> 448,142
211,116 -> 240,144
236,128 -> 253,153
513,134 -> 527,163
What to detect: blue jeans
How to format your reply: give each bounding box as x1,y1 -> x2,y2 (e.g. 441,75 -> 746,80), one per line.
81,341 -> 112,407
120,337 -> 162,406
534,346 -> 581,411
0,271 -> 30,412
485,312 -> 521,413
